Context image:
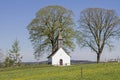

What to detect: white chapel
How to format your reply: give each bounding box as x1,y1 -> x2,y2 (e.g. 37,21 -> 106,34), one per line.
47,28 -> 70,66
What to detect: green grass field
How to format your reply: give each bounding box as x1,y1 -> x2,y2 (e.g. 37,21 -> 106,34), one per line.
0,62 -> 120,80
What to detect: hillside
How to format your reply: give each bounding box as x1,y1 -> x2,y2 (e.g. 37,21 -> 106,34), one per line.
0,62 -> 120,80
22,60 -> 96,65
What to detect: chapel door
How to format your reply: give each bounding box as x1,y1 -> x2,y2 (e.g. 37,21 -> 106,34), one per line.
60,59 -> 63,65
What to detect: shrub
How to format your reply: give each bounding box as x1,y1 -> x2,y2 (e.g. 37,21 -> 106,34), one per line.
4,57 -> 14,67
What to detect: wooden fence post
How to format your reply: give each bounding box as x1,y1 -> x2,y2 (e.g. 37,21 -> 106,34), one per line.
81,67 -> 83,78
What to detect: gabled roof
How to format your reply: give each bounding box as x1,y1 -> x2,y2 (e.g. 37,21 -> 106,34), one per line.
47,49 -> 58,58
47,48 -> 70,58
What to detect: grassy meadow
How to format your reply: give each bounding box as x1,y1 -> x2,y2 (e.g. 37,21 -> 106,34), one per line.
0,62 -> 120,80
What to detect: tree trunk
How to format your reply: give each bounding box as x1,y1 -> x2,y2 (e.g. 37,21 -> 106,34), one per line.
52,42 -> 57,53
97,53 -> 101,63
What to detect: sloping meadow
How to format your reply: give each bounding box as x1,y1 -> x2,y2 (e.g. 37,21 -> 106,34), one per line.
0,63 -> 120,80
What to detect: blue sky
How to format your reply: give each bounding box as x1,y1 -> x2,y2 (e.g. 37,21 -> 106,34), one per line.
0,0 -> 120,62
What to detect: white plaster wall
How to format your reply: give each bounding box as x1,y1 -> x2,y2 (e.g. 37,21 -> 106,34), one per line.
52,48 -> 70,66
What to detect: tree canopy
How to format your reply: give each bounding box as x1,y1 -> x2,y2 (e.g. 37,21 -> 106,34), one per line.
77,8 -> 120,63
27,5 -> 76,59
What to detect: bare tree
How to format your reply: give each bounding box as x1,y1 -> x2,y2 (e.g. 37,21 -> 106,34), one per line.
78,8 -> 120,63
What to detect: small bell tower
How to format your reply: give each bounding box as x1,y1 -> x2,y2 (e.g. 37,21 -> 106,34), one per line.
58,27 -> 63,49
